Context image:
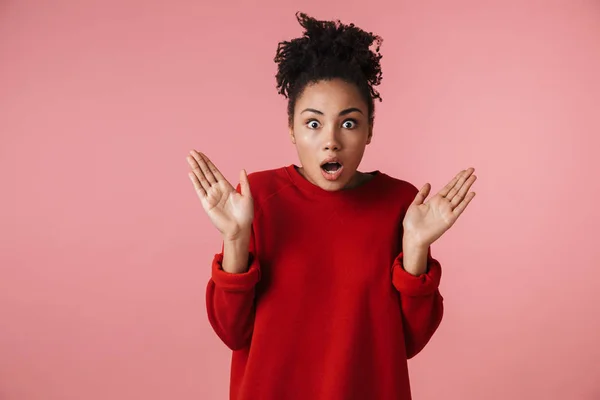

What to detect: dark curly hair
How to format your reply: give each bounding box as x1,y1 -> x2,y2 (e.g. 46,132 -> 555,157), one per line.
274,12 -> 383,127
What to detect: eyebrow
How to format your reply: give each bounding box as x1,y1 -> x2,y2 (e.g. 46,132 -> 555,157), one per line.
300,107 -> 364,116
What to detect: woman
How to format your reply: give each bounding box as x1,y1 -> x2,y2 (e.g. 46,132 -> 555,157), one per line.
187,12 -> 476,400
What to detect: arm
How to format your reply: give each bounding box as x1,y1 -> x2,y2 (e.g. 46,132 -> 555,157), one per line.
394,167 -> 477,357
186,151 -> 260,351
205,227 -> 260,351
391,244 -> 443,359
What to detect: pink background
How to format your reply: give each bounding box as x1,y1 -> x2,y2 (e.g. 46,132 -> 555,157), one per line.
2,1 -> 599,399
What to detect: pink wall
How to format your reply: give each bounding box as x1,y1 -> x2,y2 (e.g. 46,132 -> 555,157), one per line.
2,1 -> 599,399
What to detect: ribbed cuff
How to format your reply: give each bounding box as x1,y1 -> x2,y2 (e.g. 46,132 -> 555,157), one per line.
391,252 -> 441,296
211,253 -> 260,292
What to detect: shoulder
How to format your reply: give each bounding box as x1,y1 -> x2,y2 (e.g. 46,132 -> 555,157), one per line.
246,166 -> 291,193
245,166 -> 295,209
377,171 -> 420,198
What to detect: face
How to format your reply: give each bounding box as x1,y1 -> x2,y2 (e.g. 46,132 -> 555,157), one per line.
290,79 -> 373,191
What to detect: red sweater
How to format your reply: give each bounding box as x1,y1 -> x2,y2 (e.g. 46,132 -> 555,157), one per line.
206,165 -> 443,400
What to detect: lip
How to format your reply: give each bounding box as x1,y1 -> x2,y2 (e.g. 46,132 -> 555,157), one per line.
320,157 -> 343,167
320,157 -> 344,181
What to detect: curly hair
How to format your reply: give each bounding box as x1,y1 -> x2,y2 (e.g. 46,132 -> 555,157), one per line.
274,12 -> 383,127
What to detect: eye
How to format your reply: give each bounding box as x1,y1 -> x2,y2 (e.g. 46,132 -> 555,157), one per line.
342,119 -> 357,129
307,120 -> 321,129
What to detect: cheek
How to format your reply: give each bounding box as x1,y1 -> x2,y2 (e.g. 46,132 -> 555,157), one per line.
295,131 -> 320,150
293,135 -> 316,160
345,130 -> 370,147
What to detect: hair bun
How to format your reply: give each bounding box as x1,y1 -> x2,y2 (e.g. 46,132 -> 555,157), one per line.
275,12 -> 383,100
298,12 -> 381,65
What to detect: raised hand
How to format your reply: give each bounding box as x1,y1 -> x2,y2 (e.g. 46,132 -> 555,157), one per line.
403,168 -> 477,248
187,150 -> 254,240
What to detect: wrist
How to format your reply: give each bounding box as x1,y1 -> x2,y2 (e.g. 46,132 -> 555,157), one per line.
402,232 -> 429,252
402,235 -> 429,276
222,226 -> 251,243
221,227 -> 252,274
222,235 -> 251,274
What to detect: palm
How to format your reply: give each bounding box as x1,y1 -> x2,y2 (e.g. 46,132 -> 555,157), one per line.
403,168 -> 477,247
202,180 -> 253,238
187,150 -> 253,239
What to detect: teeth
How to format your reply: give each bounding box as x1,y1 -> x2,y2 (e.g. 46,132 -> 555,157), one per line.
321,162 -> 342,174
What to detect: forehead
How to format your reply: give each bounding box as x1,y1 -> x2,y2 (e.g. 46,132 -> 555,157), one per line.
295,79 -> 366,113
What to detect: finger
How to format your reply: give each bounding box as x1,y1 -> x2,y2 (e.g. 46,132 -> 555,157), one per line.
202,152 -> 227,183
452,192 -> 476,218
197,151 -> 225,184
239,169 -> 252,198
446,168 -> 475,200
438,170 -> 463,197
188,171 -> 207,198
190,150 -> 217,185
451,174 -> 477,208
187,154 -> 212,192
411,183 -> 431,206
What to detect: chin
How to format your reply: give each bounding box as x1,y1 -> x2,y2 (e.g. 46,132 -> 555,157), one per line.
318,171 -> 353,191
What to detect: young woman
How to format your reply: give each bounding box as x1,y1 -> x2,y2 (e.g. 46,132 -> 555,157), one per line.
187,12 -> 476,400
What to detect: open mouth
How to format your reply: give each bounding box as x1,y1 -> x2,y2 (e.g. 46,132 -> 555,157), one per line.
321,161 -> 343,174
320,159 -> 344,181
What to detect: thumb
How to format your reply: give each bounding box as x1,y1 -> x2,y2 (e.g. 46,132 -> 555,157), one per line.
239,169 -> 252,198
410,183 -> 431,206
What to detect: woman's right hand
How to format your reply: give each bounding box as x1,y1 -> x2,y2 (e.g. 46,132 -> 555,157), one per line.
187,150 -> 254,241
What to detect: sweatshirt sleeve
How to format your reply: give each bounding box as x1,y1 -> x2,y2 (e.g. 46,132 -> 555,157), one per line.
205,234 -> 260,351
391,247 -> 444,359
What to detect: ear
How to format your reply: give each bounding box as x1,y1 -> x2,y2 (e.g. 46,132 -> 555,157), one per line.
289,127 -> 296,144
366,120 -> 374,145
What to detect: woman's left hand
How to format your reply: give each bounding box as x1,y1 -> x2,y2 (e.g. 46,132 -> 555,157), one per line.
403,168 -> 477,248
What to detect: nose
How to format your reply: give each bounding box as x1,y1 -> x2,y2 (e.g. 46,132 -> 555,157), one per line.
322,126 -> 341,151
